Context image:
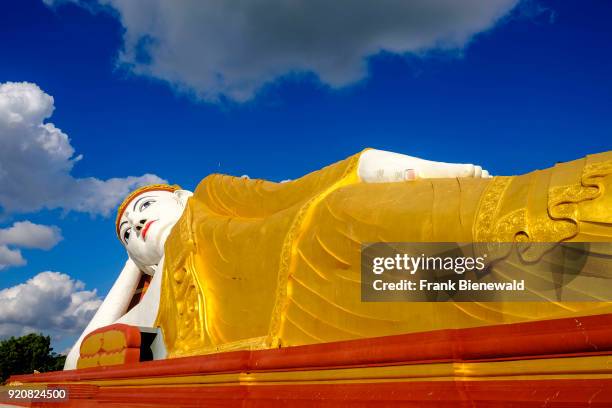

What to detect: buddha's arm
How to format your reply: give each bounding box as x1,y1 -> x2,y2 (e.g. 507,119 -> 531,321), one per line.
64,259 -> 142,370
358,149 -> 490,183
116,255 -> 164,328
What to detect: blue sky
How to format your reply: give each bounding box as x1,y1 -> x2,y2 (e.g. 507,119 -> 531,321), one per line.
0,0 -> 611,352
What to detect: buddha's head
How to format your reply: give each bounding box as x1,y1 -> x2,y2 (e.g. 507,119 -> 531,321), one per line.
116,184 -> 192,274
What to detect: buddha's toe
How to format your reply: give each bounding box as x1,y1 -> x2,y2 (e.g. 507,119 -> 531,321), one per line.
456,164 -> 476,178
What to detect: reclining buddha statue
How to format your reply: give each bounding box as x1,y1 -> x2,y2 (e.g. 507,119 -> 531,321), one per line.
64,148 -> 612,370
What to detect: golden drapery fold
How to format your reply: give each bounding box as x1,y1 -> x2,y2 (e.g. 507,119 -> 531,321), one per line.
156,150 -> 612,358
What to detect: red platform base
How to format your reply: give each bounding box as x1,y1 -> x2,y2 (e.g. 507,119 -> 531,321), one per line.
9,314 -> 612,407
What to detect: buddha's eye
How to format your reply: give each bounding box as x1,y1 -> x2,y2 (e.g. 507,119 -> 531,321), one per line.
123,228 -> 132,243
139,200 -> 155,212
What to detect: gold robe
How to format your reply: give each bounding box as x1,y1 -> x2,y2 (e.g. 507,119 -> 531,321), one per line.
156,150 -> 612,358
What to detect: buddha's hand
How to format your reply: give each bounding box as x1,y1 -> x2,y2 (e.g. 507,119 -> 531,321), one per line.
358,149 -> 492,183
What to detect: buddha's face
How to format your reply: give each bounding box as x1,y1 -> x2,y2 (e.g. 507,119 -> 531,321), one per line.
118,190 -> 189,271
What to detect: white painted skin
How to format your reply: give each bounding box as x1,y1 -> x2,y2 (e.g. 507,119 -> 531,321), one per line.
358,149 -> 491,183
63,259 -> 142,370
118,190 -> 193,275
64,149 -> 490,370
116,254 -> 165,328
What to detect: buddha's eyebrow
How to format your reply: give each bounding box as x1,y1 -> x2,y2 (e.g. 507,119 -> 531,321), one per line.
133,195 -> 153,211
119,221 -> 128,231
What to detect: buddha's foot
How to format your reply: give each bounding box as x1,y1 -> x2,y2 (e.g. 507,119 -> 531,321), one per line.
77,324 -> 141,369
417,162 -> 492,179
358,150 -> 492,182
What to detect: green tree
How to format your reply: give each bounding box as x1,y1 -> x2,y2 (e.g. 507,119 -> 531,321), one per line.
0,333 -> 66,383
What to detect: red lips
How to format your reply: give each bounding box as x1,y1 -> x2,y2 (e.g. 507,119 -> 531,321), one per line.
141,220 -> 157,241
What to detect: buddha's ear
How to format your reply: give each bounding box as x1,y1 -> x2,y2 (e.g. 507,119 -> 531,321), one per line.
173,189 -> 193,205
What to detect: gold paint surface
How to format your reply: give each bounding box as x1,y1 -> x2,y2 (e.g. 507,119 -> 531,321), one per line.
156,150 -> 612,358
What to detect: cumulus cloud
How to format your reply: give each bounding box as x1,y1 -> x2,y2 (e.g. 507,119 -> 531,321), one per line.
0,221 -> 62,250
0,81 -> 165,216
0,246 -> 26,270
0,221 -> 63,270
47,0 -> 519,101
0,271 -> 102,339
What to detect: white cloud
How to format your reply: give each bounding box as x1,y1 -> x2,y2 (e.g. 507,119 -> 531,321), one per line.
0,221 -> 63,270
0,271 -> 102,339
47,0 -> 519,102
0,246 -> 26,270
0,82 -> 165,216
0,221 -> 62,250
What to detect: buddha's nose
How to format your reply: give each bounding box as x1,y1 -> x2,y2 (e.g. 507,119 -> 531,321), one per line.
135,219 -> 147,235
